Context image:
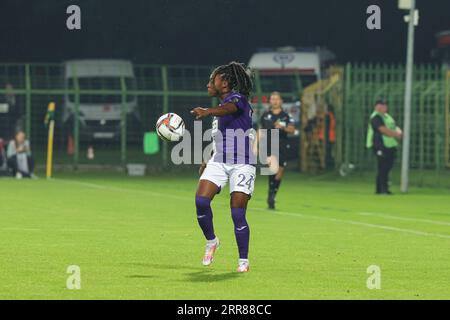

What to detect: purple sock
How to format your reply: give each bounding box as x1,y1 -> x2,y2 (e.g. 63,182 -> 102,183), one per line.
231,207 -> 250,259
195,196 -> 215,241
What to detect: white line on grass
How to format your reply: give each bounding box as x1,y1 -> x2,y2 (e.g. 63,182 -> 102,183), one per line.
54,179 -> 450,240
54,178 -> 191,202
1,227 -> 41,231
358,212 -> 450,226
254,208 -> 450,240
1,227 -> 106,232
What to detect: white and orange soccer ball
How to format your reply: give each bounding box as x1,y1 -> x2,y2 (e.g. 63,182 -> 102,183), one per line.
156,113 -> 185,142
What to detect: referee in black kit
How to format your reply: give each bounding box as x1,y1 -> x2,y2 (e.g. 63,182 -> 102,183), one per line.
366,99 -> 402,195
258,92 -> 295,209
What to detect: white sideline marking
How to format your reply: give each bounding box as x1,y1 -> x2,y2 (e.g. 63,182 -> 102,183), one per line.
358,212 -> 450,226
1,227 -> 105,232
55,179 -> 450,240
255,209 -> 450,240
2,227 -> 41,231
54,178 -> 191,202
59,229 -> 105,232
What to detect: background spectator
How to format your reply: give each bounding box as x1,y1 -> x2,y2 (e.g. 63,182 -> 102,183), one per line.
0,138 -> 7,175
366,99 -> 402,195
0,83 -> 21,140
7,130 -> 35,179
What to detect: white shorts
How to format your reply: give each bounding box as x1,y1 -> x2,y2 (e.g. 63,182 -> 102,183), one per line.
200,160 -> 256,196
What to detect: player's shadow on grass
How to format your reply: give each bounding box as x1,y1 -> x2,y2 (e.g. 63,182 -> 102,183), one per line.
183,270 -> 239,283
125,263 -> 238,282
127,262 -> 202,271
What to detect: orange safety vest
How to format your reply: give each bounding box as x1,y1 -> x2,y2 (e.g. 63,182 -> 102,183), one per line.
328,111 -> 336,143
318,111 -> 336,143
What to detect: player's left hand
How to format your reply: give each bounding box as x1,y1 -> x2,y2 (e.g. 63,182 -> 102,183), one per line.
191,107 -> 210,119
274,123 -> 285,130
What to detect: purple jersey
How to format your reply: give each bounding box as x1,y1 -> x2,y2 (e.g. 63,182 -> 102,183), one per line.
212,91 -> 255,165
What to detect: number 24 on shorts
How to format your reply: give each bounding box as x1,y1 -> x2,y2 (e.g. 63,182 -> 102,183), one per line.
237,174 -> 255,190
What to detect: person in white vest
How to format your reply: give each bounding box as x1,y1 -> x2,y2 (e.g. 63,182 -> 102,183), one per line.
7,130 -> 35,179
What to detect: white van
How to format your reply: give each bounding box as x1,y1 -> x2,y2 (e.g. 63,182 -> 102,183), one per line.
249,47 -> 335,162
248,46 -> 336,93
63,59 -> 139,140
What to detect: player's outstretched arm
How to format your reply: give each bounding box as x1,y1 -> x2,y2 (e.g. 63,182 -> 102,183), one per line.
191,103 -> 238,119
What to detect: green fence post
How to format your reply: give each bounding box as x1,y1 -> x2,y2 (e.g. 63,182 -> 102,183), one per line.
120,76 -> 127,165
161,65 -> 169,167
254,70 -> 263,111
25,64 -> 31,142
387,63 -> 395,150
418,68 -> 425,171
446,67 -> 450,170
355,62 -> 365,167
441,66 -> 448,173
294,71 -> 303,94
435,90 -> 441,178
334,67 -> 344,169
435,66 -> 444,186
72,64 -> 80,170
343,63 -> 352,167
253,70 -> 264,162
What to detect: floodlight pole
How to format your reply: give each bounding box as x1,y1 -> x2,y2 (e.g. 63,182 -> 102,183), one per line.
400,0 -> 416,193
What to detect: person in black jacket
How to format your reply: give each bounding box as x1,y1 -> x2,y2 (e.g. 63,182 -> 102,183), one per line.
258,92 -> 295,209
366,100 -> 402,194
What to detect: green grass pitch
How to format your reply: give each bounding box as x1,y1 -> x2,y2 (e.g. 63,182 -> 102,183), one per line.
0,171 -> 449,299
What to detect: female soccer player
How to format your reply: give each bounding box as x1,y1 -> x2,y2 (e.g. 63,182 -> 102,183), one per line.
191,62 -> 255,273
259,92 -> 295,209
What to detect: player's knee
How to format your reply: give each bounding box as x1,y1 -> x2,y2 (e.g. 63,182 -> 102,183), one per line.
195,195 -> 211,210
230,192 -> 249,209
231,207 -> 248,229
230,200 -> 246,209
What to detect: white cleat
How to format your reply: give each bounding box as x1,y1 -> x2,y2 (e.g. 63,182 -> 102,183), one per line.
237,259 -> 250,273
202,238 -> 219,266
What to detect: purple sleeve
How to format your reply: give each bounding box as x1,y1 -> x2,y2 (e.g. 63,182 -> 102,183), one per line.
224,93 -> 246,112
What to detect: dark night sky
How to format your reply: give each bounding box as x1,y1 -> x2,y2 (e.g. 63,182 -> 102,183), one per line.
0,0 -> 449,65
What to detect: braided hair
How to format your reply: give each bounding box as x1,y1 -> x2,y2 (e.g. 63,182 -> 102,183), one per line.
211,61 -> 253,97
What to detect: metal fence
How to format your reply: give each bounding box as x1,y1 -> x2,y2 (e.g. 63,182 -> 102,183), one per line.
1,62 -> 449,187
341,63 -> 450,187
295,63 -> 450,187
299,66 -> 343,173
0,63 -> 301,171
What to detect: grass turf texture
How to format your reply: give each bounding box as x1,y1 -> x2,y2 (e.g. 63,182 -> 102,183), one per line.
0,171 -> 449,299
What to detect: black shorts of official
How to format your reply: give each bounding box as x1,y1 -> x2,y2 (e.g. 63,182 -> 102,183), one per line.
268,143 -> 289,168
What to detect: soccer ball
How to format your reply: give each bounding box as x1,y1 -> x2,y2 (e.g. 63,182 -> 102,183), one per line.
156,113 -> 185,142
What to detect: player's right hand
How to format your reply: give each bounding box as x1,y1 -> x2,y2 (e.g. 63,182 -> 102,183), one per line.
191,107 -> 209,119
